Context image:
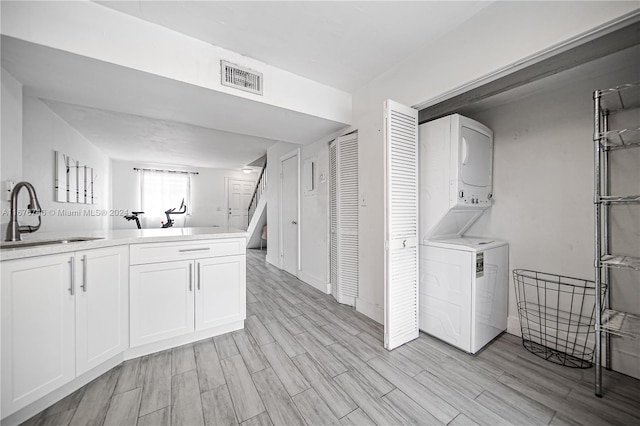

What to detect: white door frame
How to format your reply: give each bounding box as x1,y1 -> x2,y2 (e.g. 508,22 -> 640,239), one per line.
279,148 -> 300,273
224,177 -> 257,229
325,142 -> 332,294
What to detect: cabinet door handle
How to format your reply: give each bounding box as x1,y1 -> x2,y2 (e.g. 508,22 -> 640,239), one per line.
189,263 -> 193,291
179,248 -> 211,253
197,263 -> 201,290
69,256 -> 75,295
81,255 -> 88,292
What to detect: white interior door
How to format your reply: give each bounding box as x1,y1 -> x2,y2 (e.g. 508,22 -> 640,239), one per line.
228,179 -> 255,230
281,153 -> 299,275
384,99 -> 419,350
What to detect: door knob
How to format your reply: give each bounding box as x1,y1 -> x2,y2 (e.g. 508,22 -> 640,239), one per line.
292,221 -> 297,225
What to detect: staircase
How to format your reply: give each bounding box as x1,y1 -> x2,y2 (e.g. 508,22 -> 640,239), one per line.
246,162 -> 267,249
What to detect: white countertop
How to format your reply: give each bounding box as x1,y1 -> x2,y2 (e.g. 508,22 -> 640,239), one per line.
0,227 -> 248,261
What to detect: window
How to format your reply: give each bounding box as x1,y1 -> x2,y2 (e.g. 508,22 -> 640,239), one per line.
140,170 -> 191,228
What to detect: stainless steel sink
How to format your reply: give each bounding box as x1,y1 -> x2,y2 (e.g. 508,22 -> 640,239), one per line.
0,237 -> 104,249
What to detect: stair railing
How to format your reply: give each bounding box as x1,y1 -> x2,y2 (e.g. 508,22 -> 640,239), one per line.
248,161 -> 267,226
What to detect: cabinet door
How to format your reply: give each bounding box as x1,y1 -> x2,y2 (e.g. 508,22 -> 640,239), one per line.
1,254 -> 75,414
130,260 -> 195,347
195,255 -> 246,331
75,246 -> 129,375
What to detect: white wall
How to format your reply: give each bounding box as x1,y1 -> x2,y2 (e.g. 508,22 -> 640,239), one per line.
1,68 -> 23,234
266,133 -> 344,292
299,139 -> 331,293
350,1 -> 639,324
465,46 -> 640,378
110,160 -> 260,230
19,96 -> 111,232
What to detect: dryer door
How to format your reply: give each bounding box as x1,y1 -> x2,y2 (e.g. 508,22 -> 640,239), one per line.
459,126 -> 492,188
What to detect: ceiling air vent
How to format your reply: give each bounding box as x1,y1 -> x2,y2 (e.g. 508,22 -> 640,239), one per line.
221,60 -> 263,95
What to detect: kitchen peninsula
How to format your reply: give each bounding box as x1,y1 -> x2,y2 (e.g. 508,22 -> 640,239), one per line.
1,227 -> 247,423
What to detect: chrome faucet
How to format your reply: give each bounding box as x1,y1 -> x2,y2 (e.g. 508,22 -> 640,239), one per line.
5,181 -> 43,242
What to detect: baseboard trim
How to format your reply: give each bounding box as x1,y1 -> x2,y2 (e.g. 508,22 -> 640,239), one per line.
265,255 -> 279,269
507,315 -> 521,336
336,295 -> 356,307
297,270 -> 330,294
125,320 -> 244,359
356,298 -> 383,324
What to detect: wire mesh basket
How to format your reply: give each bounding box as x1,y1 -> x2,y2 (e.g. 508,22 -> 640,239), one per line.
513,269 -> 606,368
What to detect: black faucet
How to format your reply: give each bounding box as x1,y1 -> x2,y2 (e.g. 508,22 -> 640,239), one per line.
5,181 -> 42,242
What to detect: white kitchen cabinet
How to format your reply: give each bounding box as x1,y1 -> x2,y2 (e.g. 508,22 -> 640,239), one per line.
0,233 -> 245,422
75,246 -> 129,375
1,246 -> 130,415
129,238 -> 246,348
1,254 -> 76,415
195,255 -> 246,330
129,260 -> 195,347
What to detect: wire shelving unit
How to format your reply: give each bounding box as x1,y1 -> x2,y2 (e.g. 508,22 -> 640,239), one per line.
593,81 -> 640,397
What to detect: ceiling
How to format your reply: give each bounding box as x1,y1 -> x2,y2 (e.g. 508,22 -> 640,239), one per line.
43,100 -> 278,169
2,1 -> 493,169
95,1 -> 492,93
2,36 -> 346,169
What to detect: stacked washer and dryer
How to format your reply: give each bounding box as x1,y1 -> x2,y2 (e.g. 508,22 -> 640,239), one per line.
418,114 -> 508,354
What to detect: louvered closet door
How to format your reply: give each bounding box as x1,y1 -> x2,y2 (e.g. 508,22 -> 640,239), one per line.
329,134 -> 359,306
384,100 -> 419,350
336,133 -> 359,305
329,141 -> 338,298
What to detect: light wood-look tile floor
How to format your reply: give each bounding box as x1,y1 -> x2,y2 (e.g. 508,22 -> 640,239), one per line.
23,249 -> 640,426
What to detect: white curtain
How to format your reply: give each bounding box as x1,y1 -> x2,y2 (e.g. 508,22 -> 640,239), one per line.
140,170 -> 191,228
